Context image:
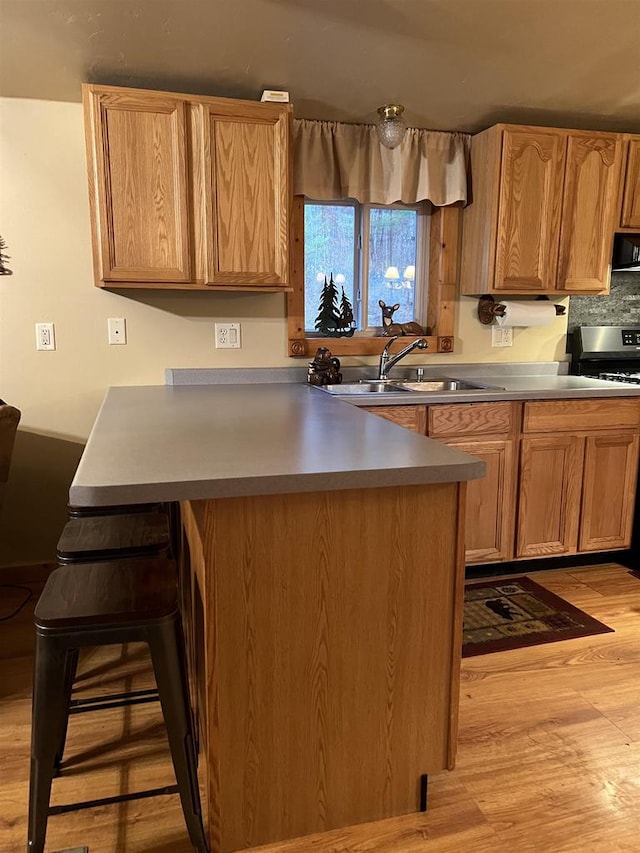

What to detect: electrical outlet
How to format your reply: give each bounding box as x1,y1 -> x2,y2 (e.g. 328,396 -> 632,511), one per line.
215,322 -> 242,349
108,317 -> 127,345
35,322 -> 55,351
491,326 -> 513,347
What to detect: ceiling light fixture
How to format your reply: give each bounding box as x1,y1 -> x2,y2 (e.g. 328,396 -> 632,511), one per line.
375,104 -> 407,149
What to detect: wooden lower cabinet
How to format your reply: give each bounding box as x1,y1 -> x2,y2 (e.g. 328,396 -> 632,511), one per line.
180,484 -> 466,852
516,434 -> 584,558
579,432 -> 640,551
446,437 -> 516,563
517,400 -> 640,558
365,401 -> 519,564
361,397 -> 640,564
427,402 -> 519,565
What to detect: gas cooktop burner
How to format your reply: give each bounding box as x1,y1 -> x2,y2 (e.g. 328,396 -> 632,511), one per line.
599,372 -> 640,385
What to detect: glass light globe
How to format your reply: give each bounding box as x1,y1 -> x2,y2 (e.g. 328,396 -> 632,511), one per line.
376,105 -> 407,149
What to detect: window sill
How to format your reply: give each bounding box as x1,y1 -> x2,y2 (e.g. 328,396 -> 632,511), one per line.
287,335 -> 454,358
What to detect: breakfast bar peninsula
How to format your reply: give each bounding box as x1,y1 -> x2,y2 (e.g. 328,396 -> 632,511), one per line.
69,382 -> 484,852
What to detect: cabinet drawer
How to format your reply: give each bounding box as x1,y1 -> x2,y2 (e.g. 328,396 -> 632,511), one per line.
428,402 -> 515,437
361,405 -> 427,433
523,399 -> 640,433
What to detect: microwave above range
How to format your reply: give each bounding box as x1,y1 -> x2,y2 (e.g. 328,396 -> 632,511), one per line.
612,234 -> 640,272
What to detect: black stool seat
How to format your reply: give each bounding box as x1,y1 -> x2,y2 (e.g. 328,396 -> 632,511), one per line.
28,558 -> 208,853
56,510 -> 171,563
36,559 -> 178,628
67,501 -> 163,518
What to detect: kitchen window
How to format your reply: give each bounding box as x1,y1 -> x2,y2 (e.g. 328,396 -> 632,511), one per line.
288,119 -> 469,358
303,200 -> 428,335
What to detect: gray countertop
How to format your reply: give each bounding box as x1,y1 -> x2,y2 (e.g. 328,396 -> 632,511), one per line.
69,384 -> 485,506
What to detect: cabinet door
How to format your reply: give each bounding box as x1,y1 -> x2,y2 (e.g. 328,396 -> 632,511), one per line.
494,129 -> 565,292
620,137 -> 640,229
516,435 -> 583,558
557,131 -> 622,293
579,432 -> 639,551
448,438 -> 516,564
84,87 -> 192,283
196,101 -> 290,287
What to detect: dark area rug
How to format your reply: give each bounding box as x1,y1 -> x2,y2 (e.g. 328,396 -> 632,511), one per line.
462,576 -> 613,658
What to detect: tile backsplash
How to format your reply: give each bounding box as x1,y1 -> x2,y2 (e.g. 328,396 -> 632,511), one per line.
567,272 -> 640,332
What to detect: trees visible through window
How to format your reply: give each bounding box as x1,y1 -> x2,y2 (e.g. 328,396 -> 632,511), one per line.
304,201 -> 424,334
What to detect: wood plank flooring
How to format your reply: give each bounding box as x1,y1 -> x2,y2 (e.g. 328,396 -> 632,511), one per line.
1,563 -> 640,852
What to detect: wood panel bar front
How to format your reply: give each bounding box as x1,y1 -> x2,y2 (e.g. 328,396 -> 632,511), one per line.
181,481 -> 466,852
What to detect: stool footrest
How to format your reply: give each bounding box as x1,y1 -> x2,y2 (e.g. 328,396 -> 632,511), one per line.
48,784 -> 179,815
69,688 -> 159,714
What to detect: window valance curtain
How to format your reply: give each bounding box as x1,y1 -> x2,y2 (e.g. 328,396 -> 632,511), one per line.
293,118 -> 470,206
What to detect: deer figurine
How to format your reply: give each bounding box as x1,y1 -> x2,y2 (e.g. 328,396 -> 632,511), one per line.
379,300 -> 425,337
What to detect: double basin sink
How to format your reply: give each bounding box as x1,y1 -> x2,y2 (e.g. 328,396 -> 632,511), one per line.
319,378 -> 504,395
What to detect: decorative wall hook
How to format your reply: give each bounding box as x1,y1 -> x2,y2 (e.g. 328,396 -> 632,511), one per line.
477,295 -> 566,325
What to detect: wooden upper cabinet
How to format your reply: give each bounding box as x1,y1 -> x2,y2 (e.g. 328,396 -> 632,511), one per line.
494,129 -> 565,292
620,136 -> 640,229
83,86 -> 192,283
83,84 -> 292,290
192,100 -> 290,287
558,131 -> 622,293
460,123 -> 623,296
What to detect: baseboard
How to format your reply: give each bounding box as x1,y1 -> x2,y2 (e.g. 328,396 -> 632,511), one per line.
0,562 -> 57,585
466,549 -> 638,581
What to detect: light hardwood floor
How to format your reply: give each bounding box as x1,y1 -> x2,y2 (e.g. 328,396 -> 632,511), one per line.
1,563 -> 640,852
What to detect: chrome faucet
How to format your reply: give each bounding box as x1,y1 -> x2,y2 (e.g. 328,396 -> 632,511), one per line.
378,336 -> 429,380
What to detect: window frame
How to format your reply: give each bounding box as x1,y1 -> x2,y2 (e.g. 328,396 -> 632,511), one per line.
287,197 -> 460,358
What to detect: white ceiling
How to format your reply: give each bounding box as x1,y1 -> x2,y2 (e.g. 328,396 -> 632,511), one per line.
2,0 -> 640,133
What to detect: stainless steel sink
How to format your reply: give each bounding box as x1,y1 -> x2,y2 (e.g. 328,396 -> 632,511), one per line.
317,378 -> 504,395
391,379 -> 503,392
319,381 -> 412,394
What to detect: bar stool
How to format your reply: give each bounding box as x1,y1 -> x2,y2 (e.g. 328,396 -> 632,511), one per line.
67,501 -> 163,518
57,510 -> 171,563
56,507 -> 174,720
28,557 -> 208,853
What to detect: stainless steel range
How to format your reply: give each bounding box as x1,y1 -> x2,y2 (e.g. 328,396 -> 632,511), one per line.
570,326 -> 640,384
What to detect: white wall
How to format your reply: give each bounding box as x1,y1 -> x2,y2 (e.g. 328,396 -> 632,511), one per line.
0,97 -> 569,565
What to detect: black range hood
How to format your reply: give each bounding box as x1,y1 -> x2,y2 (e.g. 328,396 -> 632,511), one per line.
612,234 -> 640,272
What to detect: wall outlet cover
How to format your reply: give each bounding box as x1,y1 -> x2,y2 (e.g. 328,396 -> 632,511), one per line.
491,326 -> 513,347
108,317 -> 127,345
215,322 -> 242,348
35,322 -> 56,351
